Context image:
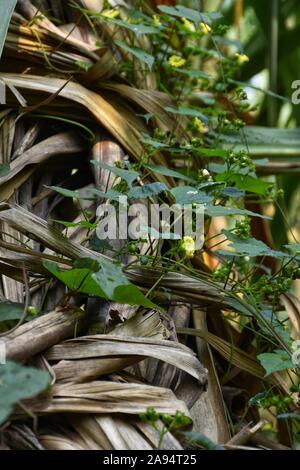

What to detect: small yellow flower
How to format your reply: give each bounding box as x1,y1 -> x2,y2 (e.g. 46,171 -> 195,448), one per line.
235,53 -> 249,65
199,22 -> 212,35
168,55 -> 186,68
182,17 -> 195,32
193,117 -> 207,133
152,15 -> 161,27
180,236 -> 196,259
102,8 -> 119,19
262,422 -> 273,432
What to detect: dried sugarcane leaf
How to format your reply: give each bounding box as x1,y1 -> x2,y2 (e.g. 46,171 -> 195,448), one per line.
190,309 -> 231,443
70,414 -> 113,450
69,413 -> 157,450
106,416 -> 154,450
178,327 -> 265,379
46,334 -> 208,384
3,307 -> 86,361
53,356 -> 139,383
280,293 -> 300,338
38,434 -> 86,450
0,241 -> 71,276
14,380 -> 191,417
0,203 -> 109,262
137,305 -> 190,389
127,267 -> 227,306
4,424 -> 45,450
110,309 -> 169,338
52,309 -> 169,381
0,204 -> 229,308
0,73 -> 144,159
102,83 -> 188,133
0,131 -> 85,193
17,0 -> 98,56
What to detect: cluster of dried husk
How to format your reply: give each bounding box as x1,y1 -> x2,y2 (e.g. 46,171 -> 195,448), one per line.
0,0 -> 295,450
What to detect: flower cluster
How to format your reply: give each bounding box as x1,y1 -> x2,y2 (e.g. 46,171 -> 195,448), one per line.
168,55 -> 186,68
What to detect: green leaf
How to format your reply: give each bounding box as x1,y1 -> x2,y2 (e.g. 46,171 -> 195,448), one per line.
200,149 -> 228,158
257,350 -> 294,376
158,5 -> 222,24
221,126 -> 300,157
220,187 -> 245,198
218,230 -> 288,258
137,113 -> 154,124
43,258 -> 155,308
86,188 -> 125,202
92,260 -> 154,307
145,164 -> 195,182
75,60 -> 92,71
141,137 -> 170,149
0,301 -> 24,322
215,173 -> 271,195
205,206 -> 271,219
233,175 -> 271,195
90,160 -> 139,188
284,243 -> 300,254
182,431 -> 225,450
198,181 -> 224,190
109,18 -> 160,35
52,219 -> 97,229
248,392 -> 267,407
165,106 -> 208,121
228,79 -> 290,103
115,40 -> 155,71
226,297 -> 253,317
0,0 -> 17,59
0,163 -> 10,177
0,361 -> 50,425
173,68 -> 210,79
44,262 -> 98,293
45,186 -> 80,198
259,309 -> 291,343
128,182 -> 168,199
208,163 -> 227,173
170,186 -> 213,205
89,236 -> 113,252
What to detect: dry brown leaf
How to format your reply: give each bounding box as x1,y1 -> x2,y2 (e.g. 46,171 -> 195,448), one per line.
14,380 -> 191,417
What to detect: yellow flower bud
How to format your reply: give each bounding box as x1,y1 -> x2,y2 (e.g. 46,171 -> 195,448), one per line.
102,9 -> 119,19
153,15 -> 161,27
180,236 -> 196,258
182,17 -> 195,32
193,117 -> 207,133
235,53 -> 249,65
199,22 -> 212,35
